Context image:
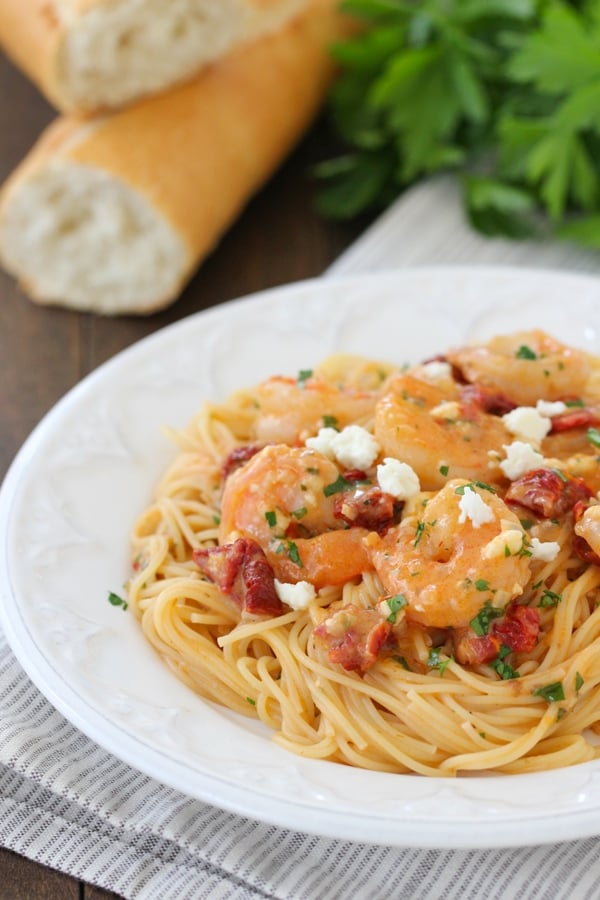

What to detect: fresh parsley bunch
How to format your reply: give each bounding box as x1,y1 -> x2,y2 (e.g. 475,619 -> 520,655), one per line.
317,0 -> 600,246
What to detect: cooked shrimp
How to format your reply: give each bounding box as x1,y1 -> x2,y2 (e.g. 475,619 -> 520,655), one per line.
365,479 -> 531,629
219,444 -> 372,588
574,504 -> 600,557
374,373 -> 509,490
253,372 -> 377,444
447,330 -> 592,406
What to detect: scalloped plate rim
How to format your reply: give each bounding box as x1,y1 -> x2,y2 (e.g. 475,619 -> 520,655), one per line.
3,266 -> 600,849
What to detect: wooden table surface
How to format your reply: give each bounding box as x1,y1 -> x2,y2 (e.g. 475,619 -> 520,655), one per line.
0,50 -> 368,899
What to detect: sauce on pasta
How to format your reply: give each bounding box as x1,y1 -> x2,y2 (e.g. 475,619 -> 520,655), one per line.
127,330 -> 600,776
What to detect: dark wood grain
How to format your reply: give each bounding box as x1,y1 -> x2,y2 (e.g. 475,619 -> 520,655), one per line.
0,849 -> 79,900
0,46 -> 366,899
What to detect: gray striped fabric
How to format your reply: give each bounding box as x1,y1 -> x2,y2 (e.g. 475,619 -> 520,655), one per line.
4,179 -> 600,899
3,623 -> 600,900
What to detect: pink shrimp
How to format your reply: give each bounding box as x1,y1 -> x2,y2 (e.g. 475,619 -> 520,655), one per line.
365,479 -> 531,629
219,443 -> 373,588
447,330 -> 593,407
253,373 -> 377,444
374,374 -> 510,490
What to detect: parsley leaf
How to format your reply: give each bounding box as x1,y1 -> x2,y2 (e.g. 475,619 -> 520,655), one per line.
413,521 -> 425,547
297,369 -> 313,387
323,474 -> 354,496
454,480 -> 496,495
470,601 -> 503,636
515,344 -> 537,360
538,589 -> 562,608
386,593 -> 408,623
277,540 -> 303,567
428,646 -> 452,676
108,591 -> 128,611
317,1 -> 600,249
393,655 -> 412,671
490,644 -> 520,680
587,427 -> 600,448
533,681 -> 565,703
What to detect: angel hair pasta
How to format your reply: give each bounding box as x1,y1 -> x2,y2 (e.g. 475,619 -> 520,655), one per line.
127,330 -> 600,776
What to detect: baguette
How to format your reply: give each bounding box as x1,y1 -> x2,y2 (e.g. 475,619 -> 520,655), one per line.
0,0 -> 344,316
0,0 -> 305,112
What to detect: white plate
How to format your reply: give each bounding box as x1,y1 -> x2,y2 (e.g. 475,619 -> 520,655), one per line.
3,267 -> 600,850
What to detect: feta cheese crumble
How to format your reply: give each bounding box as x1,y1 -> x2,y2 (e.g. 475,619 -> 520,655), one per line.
274,579 -> 316,610
536,399 -> 567,417
419,360 -> 452,381
306,425 -> 380,470
377,458 -> 420,500
305,427 -> 338,458
457,487 -> 495,527
500,441 -> 545,480
529,538 -> 561,562
502,406 -> 552,443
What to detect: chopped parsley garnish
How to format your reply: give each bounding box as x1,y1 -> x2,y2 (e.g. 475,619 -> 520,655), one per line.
212,514 -> 221,526
393,655 -> 411,671
533,681 -> 565,703
276,540 -> 303,567
538,589 -> 562,608
108,591 -> 128,611
246,697 -> 256,706
470,602 -> 503,636
323,474 -> 353,497
515,344 -> 537,360
439,464 -> 449,477
490,645 -> 519,680
322,414 -> 339,430
291,507 -> 308,520
565,398 -> 585,408
587,427 -> 600,449
576,672 -> 584,692
550,467 -> 568,483
265,510 -> 277,527
516,537 -> 533,558
297,369 -> 313,387
454,480 -> 496,496
413,521 -> 425,547
428,647 -> 452,676
520,519 -> 534,531
475,579 -> 490,592
386,593 -> 408,624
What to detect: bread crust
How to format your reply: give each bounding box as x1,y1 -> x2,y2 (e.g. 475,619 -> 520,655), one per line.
0,0 -> 65,110
0,0 -> 309,112
0,0 -> 346,314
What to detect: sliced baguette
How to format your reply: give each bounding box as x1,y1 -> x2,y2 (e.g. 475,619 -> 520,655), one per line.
0,0 -> 343,315
0,0 -> 306,112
